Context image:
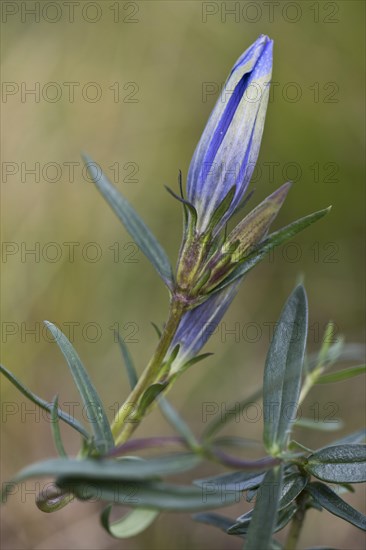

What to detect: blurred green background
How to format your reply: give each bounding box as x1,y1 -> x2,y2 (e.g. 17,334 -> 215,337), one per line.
1,1 -> 365,548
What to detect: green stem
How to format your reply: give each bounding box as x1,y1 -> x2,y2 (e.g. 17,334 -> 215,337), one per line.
111,298 -> 186,445
284,492 -> 307,550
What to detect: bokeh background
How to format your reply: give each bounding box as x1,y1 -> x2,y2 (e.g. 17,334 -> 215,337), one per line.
1,1 -> 365,548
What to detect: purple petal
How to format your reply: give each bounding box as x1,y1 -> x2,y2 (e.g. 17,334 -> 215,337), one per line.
187,35 -> 273,233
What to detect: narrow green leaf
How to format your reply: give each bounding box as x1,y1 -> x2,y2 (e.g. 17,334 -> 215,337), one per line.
50,396 -> 67,457
307,482 -> 366,530
316,365 -> 366,384
158,397 -> 200,450
213,208 -> 330,293
151,322 -> 162,339
230,472 -> 306,536
138,383 -> 167,418
101,505 -> 159,538
59,478 -> 241,511
306,445 -> 366,483
45,321 -> 114,453
83,154 -> 173,288
263,286 -> 308,455
2,453 -> 202,503
0,364 -> 89,439
193,512 -> 237,533
329,430 -> 366,446
229,503 -> 296,536
115,331 -> 138,389
315,322 -> 337,371
306,341 -> 366,374
278,473 -> 308,510
179,353 -> 213,372
295,418 -> 343,432
194,470 -> 264,492
202,387 -> 262,441
242,465 -> 284,549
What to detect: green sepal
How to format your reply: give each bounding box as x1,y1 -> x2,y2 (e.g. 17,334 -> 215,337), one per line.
206,185 -> 236,235
211,207 -> 330,294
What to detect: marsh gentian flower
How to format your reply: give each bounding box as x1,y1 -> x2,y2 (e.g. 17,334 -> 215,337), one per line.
188,34 -> 273,234
170,35 -> 289,371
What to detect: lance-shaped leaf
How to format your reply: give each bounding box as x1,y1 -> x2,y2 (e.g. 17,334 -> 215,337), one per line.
158,397 -> 200,450
306,342 -> 366,373
1,453 -> 202,503
194,470 -> 265,492
115,332 -> 138,390
242,465 -> 283,549
50,395 -> 67,457
83,154 -> 173,288
307,482 -> 366,530
227,502 -> 296,536
193,512 -> 237,534
202,387 -> 262,441
328,430 -> 366,447
294,417 -> 343,432
278,472 -> 308,510
0,364 -> 89,439
263,285 -> 308,455
101,505 -> 159,538
305,444 -> 366,483
58,478 -> 242,511
44,321 -> 114,453
316,365 -> 366,384
212,208 -> 330,294
228,471 -> 306,536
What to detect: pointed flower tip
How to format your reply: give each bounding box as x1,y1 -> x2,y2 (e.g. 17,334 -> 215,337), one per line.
186,35 -> 274,235
267,181 -> 292,205
234,34 -> 273,77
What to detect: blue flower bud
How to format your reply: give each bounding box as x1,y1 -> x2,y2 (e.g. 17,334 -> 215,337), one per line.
187,34 -> 273,234
169,281 -> 240,374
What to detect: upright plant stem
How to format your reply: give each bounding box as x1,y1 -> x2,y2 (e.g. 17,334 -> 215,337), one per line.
111,298 -> 186,445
